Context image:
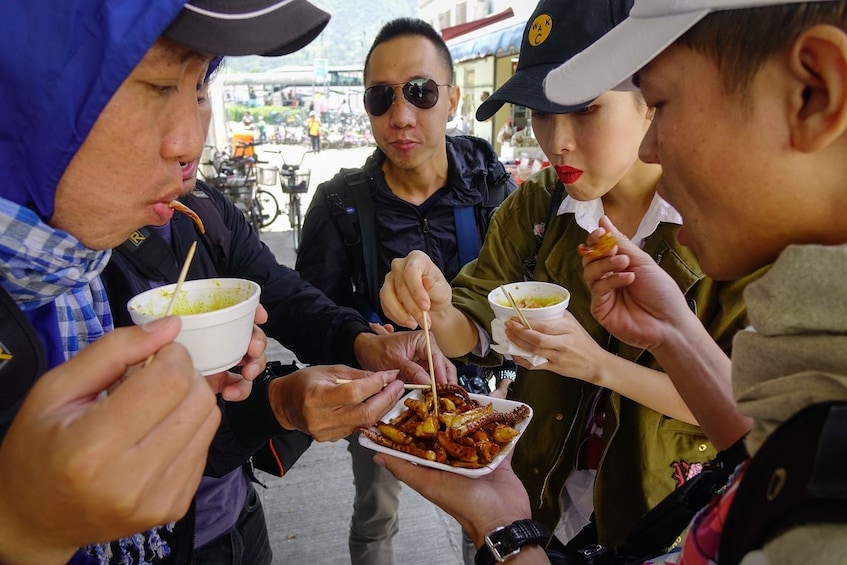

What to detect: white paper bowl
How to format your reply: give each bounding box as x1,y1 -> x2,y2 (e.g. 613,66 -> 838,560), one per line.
359,390 -> 533,478
127,278 -> 261,375
488,281 -> 570,323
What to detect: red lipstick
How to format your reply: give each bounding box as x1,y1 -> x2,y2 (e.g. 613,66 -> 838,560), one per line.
554,165 -> 583,185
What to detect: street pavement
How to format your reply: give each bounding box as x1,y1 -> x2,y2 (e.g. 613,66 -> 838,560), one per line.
254,146 -> 467,564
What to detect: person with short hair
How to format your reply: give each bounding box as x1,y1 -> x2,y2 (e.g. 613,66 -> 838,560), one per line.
296,17 -> 516,565
375,1 -> 847,563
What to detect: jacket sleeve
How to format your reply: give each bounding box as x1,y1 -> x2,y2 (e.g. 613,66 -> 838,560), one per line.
206,371 -> 288,477
205,186 -> 369,367
295,179 -> 358,308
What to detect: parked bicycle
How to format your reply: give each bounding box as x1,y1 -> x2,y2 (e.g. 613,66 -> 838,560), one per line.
263,148 -> 313,251
200,141 -> 280,233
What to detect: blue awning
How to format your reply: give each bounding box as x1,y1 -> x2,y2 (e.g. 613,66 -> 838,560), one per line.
448,20 -> 525,63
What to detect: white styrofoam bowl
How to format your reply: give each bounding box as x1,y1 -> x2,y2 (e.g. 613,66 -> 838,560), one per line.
487,281 -> 570,323
127,278 -> 261,375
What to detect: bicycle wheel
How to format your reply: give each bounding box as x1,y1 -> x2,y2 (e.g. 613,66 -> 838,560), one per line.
248,201 -> 262,234
257,189 -> 280,228
288,194 -> 302,251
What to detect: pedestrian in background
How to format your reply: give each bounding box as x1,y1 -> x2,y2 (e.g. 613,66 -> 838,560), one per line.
307,110 -> 321,152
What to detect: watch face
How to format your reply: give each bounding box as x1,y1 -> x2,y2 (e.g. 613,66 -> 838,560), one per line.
358,390 -> 533,478
500,370 -> 517,381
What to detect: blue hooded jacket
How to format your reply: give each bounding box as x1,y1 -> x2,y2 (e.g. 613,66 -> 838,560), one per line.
0,1 -> 188,374
0,0 -> 185,221
0,3 -> 198,563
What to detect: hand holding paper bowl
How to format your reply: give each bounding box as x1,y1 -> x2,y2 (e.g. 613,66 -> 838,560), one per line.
128,278 -> 263,379
487,282 -> 570,366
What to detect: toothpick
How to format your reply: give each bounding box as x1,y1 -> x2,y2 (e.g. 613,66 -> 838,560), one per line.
501,285 -> 533,330
334,378 -> 431,390
422,312 -> 439,418
144,241 -> 197,367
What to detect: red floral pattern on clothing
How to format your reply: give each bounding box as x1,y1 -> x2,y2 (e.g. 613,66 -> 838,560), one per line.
679,462 -> 748,565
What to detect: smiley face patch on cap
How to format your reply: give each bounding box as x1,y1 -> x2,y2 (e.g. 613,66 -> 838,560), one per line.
528,14 -> 553,47
475,0 -> 634,122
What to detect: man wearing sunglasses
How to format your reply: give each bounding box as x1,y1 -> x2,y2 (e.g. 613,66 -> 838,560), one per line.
296,17 -> 516,565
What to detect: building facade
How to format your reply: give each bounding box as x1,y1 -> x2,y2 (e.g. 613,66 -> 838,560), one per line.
420,1 -> 539,158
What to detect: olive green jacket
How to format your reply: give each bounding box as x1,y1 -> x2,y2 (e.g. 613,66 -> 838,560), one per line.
452,167 -> 761,546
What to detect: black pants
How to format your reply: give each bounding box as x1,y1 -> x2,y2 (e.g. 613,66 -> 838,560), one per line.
192,484 -> 272,565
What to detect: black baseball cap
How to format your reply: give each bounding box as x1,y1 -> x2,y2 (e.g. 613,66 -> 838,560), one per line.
164,0 -> 331,57
475,0 -> 633,121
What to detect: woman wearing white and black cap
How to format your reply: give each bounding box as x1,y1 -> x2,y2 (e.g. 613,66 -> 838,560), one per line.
377,0 -> 762,563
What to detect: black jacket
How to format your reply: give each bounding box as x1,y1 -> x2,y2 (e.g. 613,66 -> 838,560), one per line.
103,181 -> 374,475
296,135 -> 516,322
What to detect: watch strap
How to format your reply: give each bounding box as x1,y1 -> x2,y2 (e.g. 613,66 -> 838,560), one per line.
475,519 -> 550,564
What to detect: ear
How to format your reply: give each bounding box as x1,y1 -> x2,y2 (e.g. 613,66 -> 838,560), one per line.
787,24 -> 847,152
448,85 -> 461,115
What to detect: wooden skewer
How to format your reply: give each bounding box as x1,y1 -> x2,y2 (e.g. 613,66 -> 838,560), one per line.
422,312 -> 439,418
501,285 -> 533,330
144,241 -> 197,367
334,379 -> 431,390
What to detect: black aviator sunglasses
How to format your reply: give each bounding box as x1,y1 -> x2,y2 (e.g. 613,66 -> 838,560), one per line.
363,78 -> 451,117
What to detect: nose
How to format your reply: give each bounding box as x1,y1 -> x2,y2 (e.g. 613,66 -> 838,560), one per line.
387,86 -> 417,128
161,89 -> 205,165
548,115 -> 577,155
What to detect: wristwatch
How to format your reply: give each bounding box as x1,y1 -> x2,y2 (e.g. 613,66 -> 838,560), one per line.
474,519 -> 550,564
495,367 -> 517,388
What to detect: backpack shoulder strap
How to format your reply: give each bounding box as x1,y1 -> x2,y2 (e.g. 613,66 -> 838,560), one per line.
0,286 -> 46,420
183,184 -> 231,272
456,160 -> 514,266
116,227 -> 181,281
343,170 -> 377,307
323,169 -> 380,322
718,401 -> 847,565
454,205 -> 481,266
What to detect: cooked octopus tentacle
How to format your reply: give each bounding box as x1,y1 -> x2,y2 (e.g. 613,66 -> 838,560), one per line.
445,404 -> 495,438
430,383 -> 471,403
168,200 -> 206,234
502,404 -> 531,426
449,403 -> 530,439
359,428 -> 436,461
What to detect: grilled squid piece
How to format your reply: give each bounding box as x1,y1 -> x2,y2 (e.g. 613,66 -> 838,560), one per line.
577,231 -> 617,258
169,200 -> 205,234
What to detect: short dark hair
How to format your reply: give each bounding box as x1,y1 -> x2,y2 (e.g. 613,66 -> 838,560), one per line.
678,2 -> 847,95
363,18 -> 454,84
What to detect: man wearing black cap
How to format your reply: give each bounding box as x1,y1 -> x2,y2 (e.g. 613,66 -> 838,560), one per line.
0,2 -> 451,564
